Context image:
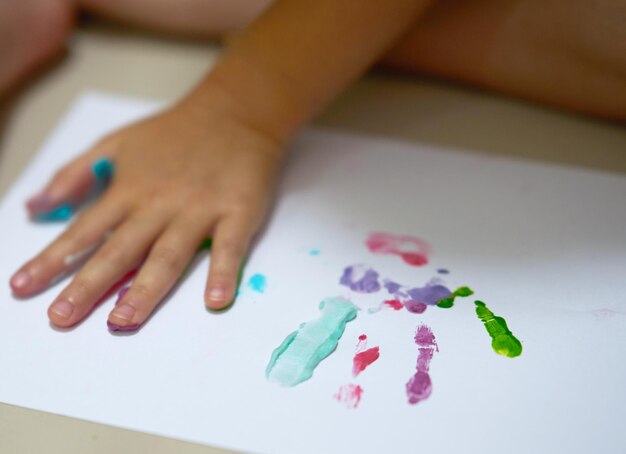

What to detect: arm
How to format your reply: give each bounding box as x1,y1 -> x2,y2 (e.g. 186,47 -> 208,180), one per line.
191,0 -> 433,143
12,0 -> 434,330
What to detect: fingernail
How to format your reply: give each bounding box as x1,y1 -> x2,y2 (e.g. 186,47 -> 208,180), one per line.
50,300 -> 75,320
208,287 -> 225,302
26,193 -> 54,212
110,304 -> 136,323
10,271 -> 32,290
107,321 -> 140,332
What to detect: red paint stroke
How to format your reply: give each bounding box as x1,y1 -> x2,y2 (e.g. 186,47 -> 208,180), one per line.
365,232 -> 430,267
358,334 -> 367,341
384,299 -> 404,311
353,346 -> 380,377
334,384 -> 363,409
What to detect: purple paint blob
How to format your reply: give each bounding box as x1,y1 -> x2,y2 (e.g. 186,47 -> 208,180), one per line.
407,284 -> 451,306
415,324 -> 438,351
415,347 -> 434,373
404,300 -> 427,314
383,279 -> 403,294
340,265 -> 381,293
406,369 -> 432,404
406,324 -> 437,405
437,268 -> 450,275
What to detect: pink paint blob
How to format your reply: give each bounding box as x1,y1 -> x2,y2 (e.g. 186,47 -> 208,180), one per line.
334,384 -> 363,409
365,232 -> 430,267
384,299 -> 404,311
356,335 -> 368,352
352,346 -> 380,377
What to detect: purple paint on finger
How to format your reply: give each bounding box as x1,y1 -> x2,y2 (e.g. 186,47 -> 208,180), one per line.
107,321 -> 141,332
116,286 -> 130,304
407,284 -> 451,306
340,265 -> 381,293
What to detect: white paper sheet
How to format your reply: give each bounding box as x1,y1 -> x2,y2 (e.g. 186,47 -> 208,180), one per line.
1,92 -> 625,454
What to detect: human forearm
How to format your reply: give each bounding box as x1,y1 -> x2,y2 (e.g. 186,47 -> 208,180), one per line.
187,0 -> 434,144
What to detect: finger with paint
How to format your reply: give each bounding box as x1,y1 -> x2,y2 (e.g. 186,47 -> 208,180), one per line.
27,156 -> 115,222
13,101 -> 281,331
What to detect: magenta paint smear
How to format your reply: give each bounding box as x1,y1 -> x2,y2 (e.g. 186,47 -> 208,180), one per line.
403,300 -> 427,314
406,324 -> 438,405
334,384 -> 363,409
415,324 -> 438,352
340,264 -> 381,293
365,232 -> 430,266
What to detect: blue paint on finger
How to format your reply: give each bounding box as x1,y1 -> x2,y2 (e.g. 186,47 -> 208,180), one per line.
34,203 -> 74,222
92,157 -> 115,186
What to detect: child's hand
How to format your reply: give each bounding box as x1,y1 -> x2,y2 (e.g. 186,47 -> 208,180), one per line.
10,95 -> 283,330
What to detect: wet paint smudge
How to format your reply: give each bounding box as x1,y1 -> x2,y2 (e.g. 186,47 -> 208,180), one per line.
368,299 -> 404,314
437,268 -> 450,275
352,334 -> 380,378
340,265 -> 381,293
406,324 -> 437,405
365,232 -> 430,267
334,384 -> 363,409
353,347 -> 380,377
247,273 -> 267,293
266,297 -> 358,387
406,282 -> 451,308
474,301 -> 522,358
436,286 -> 474,308
384,299 -> 403,310
403,300 -> 427,314
414,324 -> 438,352
309,249 -> 321,256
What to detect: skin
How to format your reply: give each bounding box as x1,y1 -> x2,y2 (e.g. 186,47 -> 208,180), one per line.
6,0 -> 626,330
10,0 -> 435,330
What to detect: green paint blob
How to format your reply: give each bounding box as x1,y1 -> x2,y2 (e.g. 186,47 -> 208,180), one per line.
266,297 -> 358,387
474,300 -> 522,358
436,286 -> 474,308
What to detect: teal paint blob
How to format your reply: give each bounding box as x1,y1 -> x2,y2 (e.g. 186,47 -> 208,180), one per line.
35,203 -> 73,222
309,249 -> 321,256
92,157 -> 115,185
266,297 -> 358,387
248,274 -> 267,293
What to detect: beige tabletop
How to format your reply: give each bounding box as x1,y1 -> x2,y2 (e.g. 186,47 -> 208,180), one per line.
1,22 -> 625,454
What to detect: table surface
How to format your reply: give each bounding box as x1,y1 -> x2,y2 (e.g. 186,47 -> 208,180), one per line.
1,22 -> 624,454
